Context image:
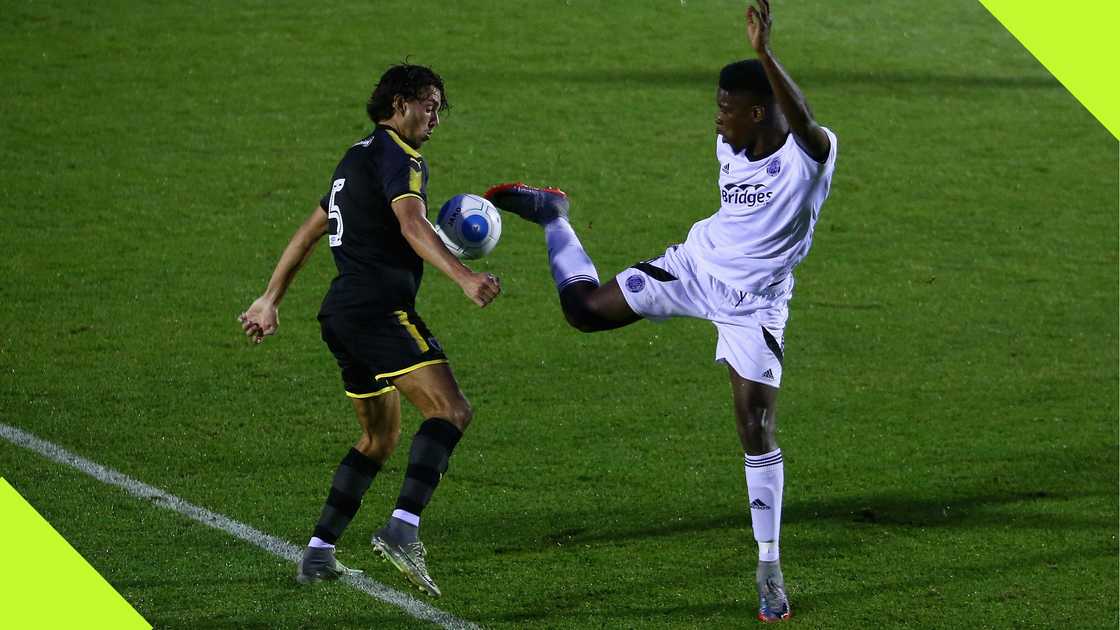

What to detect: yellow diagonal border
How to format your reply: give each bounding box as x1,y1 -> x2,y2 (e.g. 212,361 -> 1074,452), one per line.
980,0 -> 1119,139
0,478 -> 150,629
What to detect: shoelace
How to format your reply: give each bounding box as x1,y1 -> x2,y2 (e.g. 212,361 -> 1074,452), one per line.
761,578 -> 789,611
406,541 -> 431,576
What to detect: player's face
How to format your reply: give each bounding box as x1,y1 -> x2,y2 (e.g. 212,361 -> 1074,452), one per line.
715,88 -> 760,150
402,87 -> 442,147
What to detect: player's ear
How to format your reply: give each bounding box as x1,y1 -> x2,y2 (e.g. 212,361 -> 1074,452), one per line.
751,105 -> 766,122
392,95 -> 407,116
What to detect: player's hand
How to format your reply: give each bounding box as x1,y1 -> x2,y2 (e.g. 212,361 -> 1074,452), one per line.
746,0 -> 772,54
459,271 -> 501,307
238,296 -> 279,344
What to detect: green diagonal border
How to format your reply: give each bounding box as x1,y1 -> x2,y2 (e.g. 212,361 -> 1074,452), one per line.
0,478 -> 150,630
980,0 -> 1119,139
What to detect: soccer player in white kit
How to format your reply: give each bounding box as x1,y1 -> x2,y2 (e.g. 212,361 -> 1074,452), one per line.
486,1 -> 834,623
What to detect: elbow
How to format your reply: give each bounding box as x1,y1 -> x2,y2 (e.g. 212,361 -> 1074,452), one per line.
398,219 -> 423,244
297,232 -> 321,254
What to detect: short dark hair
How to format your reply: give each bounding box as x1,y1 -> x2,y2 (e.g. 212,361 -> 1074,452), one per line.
719,59 -> 773,101
366,63 -> 450,123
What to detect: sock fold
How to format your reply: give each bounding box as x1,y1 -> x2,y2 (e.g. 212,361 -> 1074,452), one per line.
744,448 -> 784,563
392,418 -> 463,523
312,447 -> 380,545
544,218 -> 600,291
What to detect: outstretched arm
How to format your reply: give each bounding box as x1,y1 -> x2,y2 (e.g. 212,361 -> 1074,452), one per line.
238,206 -> 327,344
391,196 -> 501,307
747,0 -> 831,162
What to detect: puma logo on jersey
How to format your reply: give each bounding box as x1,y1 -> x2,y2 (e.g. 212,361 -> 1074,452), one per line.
721,182 -> 773,207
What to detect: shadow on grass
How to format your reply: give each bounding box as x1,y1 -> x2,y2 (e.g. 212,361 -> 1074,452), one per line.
484,483 -> 1113,556
479,486 -> 1115,626
789,487 -> 1113,530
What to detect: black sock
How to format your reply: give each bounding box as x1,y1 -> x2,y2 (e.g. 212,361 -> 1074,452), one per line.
390,418 -> 462,531
311,448 -> 380,545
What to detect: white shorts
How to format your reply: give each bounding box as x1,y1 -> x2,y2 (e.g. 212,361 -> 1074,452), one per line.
616,245 -> 792,387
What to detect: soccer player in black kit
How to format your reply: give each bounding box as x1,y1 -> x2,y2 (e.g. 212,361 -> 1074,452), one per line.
238,64 -> 499,597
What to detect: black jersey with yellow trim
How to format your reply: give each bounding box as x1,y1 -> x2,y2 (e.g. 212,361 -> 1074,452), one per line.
318,125 -> 431,317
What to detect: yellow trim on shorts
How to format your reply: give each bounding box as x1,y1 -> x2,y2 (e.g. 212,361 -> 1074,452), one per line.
393,310 -> 430,353
345,385 -> 397,399
384,128 -> 422,158
375,359 -> 448,380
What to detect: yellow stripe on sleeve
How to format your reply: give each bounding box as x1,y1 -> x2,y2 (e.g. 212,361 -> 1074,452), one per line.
408,161 -> 423,193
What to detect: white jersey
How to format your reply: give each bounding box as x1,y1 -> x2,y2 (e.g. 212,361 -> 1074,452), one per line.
681,127 -> 838,293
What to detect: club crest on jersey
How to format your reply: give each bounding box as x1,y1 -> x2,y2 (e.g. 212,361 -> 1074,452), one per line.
721,182 -> 773,207
767,158 -> 781,175
626,274 -> 646,293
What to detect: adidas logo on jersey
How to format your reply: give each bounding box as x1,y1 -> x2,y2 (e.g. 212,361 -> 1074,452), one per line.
721,163 -> 730,174
721,182 -> 774,207
750,499 -> 771,510
761,369 -> 775,380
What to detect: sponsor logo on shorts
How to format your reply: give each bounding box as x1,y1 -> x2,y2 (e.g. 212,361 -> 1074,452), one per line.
761,368 -> 775,380
721,182 -> 773,207
767,158 -> 781,175
626,274 -> 646,293
428,337 -> 443,353
750,498 -> 771,510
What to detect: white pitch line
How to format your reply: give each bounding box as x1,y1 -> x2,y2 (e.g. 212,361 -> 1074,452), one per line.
0,422 -> 481,630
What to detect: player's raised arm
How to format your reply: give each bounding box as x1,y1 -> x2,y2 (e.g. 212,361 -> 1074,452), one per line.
746,0 -> 831,162
391,195 -> 500,308
238,206 -> 327,343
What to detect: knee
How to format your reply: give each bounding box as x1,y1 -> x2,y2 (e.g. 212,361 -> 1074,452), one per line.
741,406 -> 770,434
357,425 -> 400,463
561,297 -> 610,333
736,405 -> 778,453
441,398 -> 473,431
563,309 -> 603,333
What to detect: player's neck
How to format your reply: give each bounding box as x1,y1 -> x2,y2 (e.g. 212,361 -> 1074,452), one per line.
739,126 -> 788,162
377,118 -> 419,149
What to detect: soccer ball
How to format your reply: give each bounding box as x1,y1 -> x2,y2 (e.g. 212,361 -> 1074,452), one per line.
435,193 -> 502,260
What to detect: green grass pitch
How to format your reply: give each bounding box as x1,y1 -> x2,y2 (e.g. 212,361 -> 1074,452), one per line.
1,1 -> 1116,627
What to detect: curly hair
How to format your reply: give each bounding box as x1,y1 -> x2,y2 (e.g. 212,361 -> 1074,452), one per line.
366,63 -> 450,123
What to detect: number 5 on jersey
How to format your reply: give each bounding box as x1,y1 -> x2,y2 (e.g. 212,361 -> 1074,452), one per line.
328,178 -> 346,247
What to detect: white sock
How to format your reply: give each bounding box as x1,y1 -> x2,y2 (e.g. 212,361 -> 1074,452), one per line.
744,448 -> 784,563
544,218 -> 599,291
391,509 -> 420,527
308,536 -> 335,549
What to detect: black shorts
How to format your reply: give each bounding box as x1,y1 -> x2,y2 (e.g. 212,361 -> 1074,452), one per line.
319,309 -> 448,399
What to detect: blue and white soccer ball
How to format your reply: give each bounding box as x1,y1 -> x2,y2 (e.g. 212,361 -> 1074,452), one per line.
435,193 -> 502,260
